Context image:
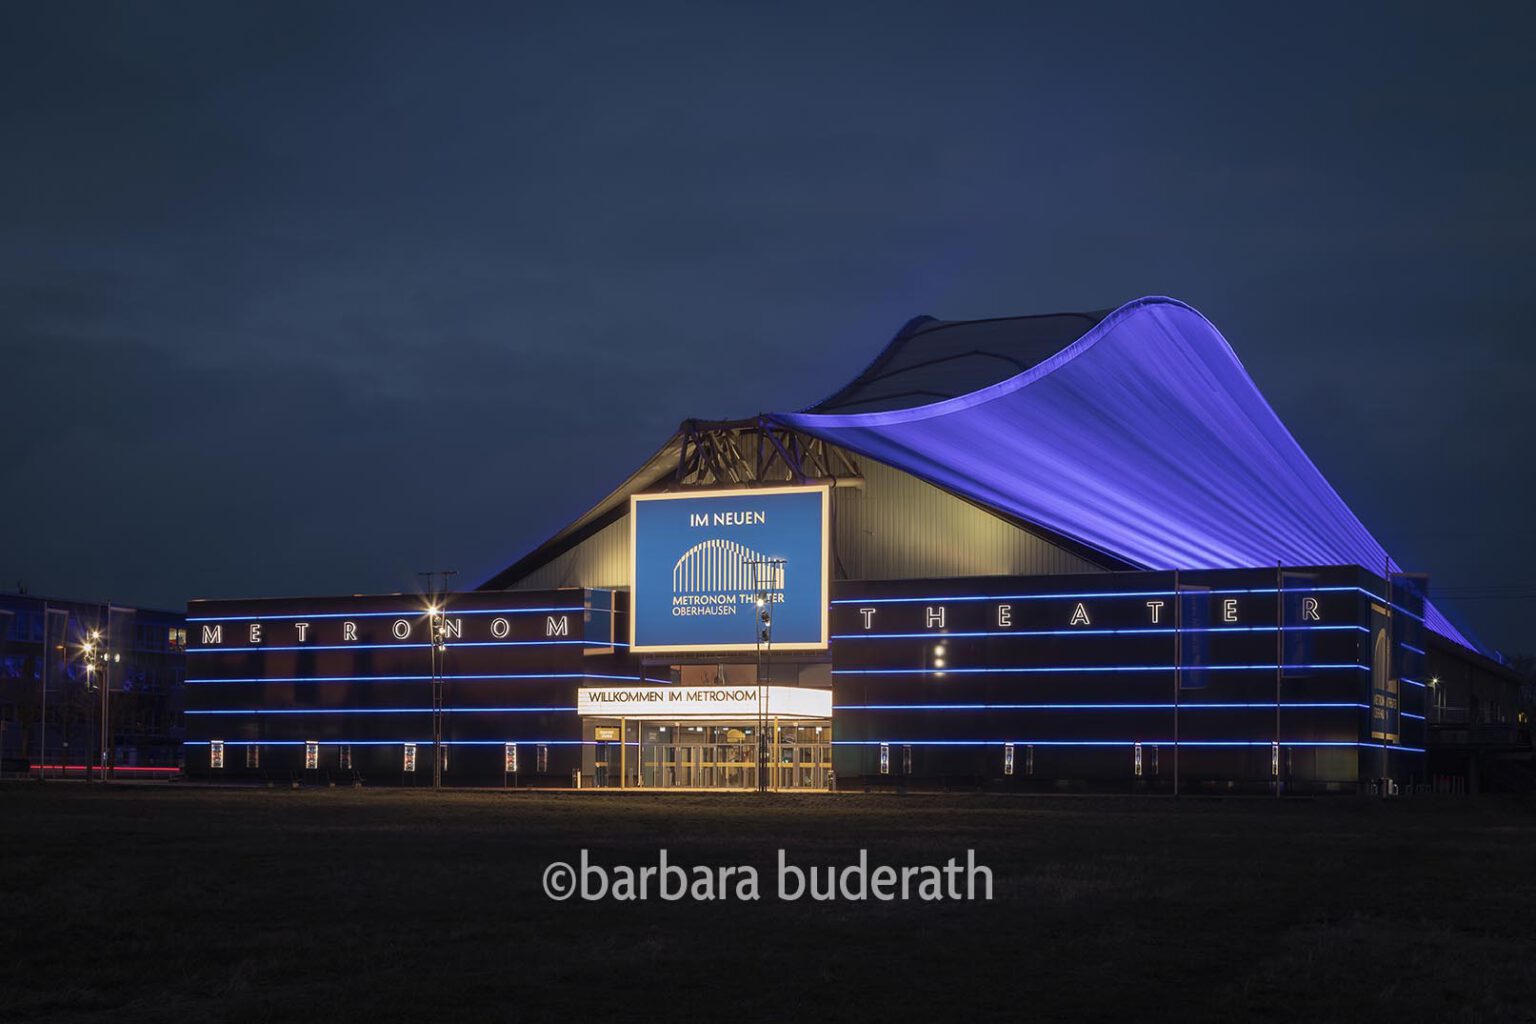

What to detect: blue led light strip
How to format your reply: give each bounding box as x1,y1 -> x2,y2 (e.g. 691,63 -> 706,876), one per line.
830,739 -> 1426,752
185,673 -> 673,685
1399,642 -> 1427,656
186,707 -> 577,715
832,625 -> 1367,640
452,640 -> 625,649
187,606 -> 587,623
832,702 -> 1369,711
189,640 -> 622,654
831,664 -> 1369,676
832,585 -> 1371,606
185,739 -> 594,747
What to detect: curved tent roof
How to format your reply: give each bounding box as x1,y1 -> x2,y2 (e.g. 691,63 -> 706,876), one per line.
808,309 -> 1109,414
773,295 -> 1477,652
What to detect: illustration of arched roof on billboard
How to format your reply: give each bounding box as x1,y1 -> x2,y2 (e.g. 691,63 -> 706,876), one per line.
770,295 -> 1478,652
673,538 -> 784,594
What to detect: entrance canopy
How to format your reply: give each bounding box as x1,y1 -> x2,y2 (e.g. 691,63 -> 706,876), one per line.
577,684 -> 831,721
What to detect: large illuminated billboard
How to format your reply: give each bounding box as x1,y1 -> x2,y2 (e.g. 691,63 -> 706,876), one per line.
628,486 -> 829,653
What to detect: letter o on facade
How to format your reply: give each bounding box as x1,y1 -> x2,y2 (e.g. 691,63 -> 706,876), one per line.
392,618 -> 411,639
490,617 -> 511,639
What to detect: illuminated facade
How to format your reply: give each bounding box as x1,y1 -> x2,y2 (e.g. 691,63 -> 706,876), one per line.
185,590 -> 628,785
184,296 -> 1525,791
829,565 -> 1426,791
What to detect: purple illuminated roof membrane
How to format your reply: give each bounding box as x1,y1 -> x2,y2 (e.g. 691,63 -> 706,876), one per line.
774,296 -> 1475,652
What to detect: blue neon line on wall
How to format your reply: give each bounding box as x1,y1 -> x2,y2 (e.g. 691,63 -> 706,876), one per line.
831,625 -> 1367,640
187,606 -> 586,623
831,702 -> 1369,711
831,663 -> 1369,676
187,674 -> 436,683
829,739 -> 1426,752
185,739 -> 594,747
185,707 -> 578,715
451,640 -> 627,649
832,585 -> 1373,606
185,673 -> 673,685
189,639 -> 620,654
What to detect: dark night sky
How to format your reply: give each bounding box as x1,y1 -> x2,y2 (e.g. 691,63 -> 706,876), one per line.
2,2 -> 1532,654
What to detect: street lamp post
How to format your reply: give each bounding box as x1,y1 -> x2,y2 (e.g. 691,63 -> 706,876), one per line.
81,628 -> 119,783
429,606 -> 449,790
747,558 -> 783,794
419,569 -> 457,791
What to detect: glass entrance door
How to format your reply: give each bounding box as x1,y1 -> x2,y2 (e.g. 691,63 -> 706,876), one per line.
774,723 -> 833,789
636,722 -> 830,789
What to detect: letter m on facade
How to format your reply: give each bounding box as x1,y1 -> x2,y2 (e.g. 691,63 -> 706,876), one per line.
545,615 -> 569,637
201,624 -> 223,644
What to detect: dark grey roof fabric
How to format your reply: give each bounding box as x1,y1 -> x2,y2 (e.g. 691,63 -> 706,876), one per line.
805,310 -> 1109,414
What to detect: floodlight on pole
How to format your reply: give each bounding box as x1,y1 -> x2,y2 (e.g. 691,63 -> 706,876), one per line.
419,570 -> 457,790
746,557 -> 785,793
80,621 -> 118,783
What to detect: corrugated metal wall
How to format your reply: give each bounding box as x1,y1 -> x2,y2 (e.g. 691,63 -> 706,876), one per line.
510,449 -> 1104,590
515,514 -> 631,590
831,456 -> 1102,581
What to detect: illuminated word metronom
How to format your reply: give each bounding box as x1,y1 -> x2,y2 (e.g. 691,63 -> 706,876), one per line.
198,614 -> 575,646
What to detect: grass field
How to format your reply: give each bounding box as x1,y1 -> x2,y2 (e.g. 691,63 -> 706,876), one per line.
1,785 -> 1533,1023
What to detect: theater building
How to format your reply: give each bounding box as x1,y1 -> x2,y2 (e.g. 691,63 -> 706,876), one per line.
185,296 -> 1526,791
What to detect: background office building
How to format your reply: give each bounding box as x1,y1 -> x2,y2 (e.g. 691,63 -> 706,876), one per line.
0,592 -> 186,777
185,297 -> 1529,791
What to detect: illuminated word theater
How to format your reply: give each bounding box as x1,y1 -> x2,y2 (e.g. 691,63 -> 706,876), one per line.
186,297 -> 1522,791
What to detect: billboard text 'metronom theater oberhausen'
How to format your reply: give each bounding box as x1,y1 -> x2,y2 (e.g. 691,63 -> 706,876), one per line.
629,485 -> 829,653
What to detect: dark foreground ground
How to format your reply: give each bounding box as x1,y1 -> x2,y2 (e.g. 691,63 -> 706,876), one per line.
1,786 -> 1534,1023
